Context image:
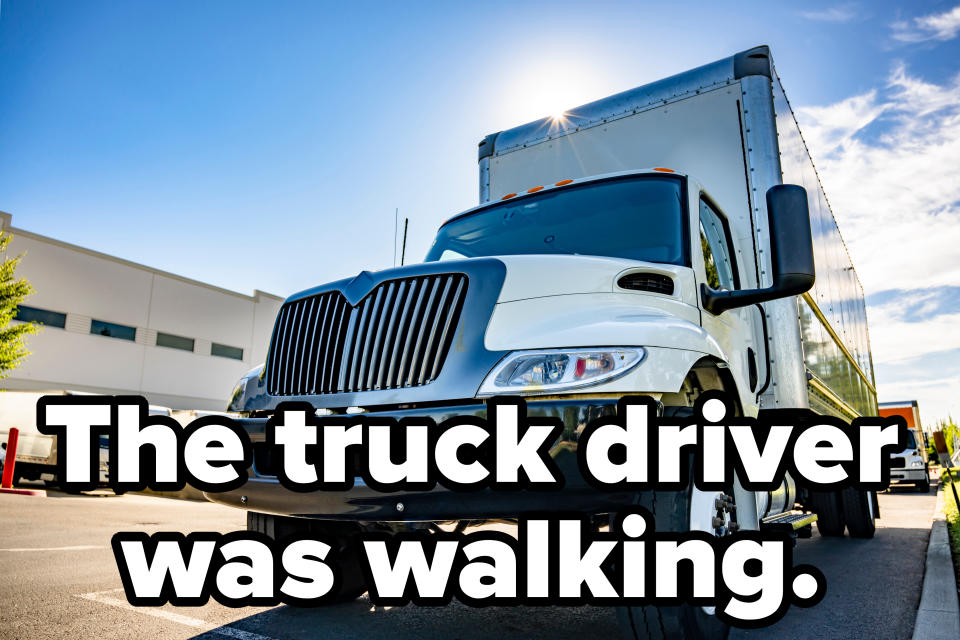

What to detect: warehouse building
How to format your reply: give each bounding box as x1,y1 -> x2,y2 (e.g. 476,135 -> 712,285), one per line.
0,211 -> 284,410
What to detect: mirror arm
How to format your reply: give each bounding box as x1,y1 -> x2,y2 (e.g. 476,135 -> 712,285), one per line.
701,273 -> 814,315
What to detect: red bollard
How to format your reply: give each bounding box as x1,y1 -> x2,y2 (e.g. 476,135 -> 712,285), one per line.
1,427 -> 19,488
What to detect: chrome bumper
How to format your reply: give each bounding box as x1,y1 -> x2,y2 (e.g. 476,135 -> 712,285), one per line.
204,398 -> 631,521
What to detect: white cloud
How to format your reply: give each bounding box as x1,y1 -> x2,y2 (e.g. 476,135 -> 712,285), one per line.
868,298 -> 960,366
892,5 -> 960,42
795,64 -> 960,295
800,5 -> 859,23
796,63 -> 960,421
877,373 -> 960,427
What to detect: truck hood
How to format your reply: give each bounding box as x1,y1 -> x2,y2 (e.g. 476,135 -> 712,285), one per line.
484,255 -> 718,357
491,254 -> 695,303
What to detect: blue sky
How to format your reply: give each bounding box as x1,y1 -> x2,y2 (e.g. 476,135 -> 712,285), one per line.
1,1 -> 959,424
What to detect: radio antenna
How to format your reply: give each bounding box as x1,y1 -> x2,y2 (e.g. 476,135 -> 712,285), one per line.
393,208 -> 399,267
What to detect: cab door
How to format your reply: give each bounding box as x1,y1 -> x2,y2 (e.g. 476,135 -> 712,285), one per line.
694,192 -> 762,413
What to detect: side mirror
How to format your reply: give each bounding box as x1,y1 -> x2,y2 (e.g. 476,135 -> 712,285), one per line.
701,184 -> 815,314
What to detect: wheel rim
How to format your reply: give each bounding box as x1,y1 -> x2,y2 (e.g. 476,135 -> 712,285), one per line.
689,486 -> 737,615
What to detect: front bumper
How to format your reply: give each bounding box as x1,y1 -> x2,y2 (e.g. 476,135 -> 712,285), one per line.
204,398 -> 635,521
889,467 -> 928,484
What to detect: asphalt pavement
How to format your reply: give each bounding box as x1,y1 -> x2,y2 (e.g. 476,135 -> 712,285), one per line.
0,484 -> 939,640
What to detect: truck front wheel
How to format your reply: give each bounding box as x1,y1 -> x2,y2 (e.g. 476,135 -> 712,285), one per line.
917,471 -> 931,493
246,512 -> 367,602
616,400 -> 741,640
616,482 -> 734,640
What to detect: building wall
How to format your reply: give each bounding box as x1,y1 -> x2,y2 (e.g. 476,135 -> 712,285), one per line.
0,212 -> 284,410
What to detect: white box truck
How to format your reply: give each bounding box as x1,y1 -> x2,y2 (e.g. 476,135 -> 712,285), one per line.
215,46 -> 878,638
879,400 -> 930,491
0,390 -> 72,484
0,390 -> 171,487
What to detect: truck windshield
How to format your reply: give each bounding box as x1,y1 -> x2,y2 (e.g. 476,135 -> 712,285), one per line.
425,176 -> 686,264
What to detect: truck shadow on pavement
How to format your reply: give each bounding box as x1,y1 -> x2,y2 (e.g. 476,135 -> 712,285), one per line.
187,486 -> 939,640
189,599 -> 620,640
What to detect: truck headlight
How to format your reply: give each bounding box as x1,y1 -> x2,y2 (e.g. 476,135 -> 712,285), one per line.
911,460 -> 924,468
478,348 -> 645,396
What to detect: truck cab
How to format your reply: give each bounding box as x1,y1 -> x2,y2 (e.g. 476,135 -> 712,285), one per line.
879,401 -> 930,492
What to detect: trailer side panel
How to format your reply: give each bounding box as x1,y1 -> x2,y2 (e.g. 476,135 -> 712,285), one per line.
771,72 -> 877,418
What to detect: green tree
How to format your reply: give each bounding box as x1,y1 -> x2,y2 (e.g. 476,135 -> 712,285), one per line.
0,230 -> 37,377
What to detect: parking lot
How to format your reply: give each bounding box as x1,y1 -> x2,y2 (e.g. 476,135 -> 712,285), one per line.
0,485 -> 939,640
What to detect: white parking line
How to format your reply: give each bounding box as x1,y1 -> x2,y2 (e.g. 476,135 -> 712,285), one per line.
77,590 -> 278,640
0,545 -> 107,552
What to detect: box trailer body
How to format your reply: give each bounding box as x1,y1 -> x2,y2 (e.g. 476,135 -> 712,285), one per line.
477,45 -> 876,421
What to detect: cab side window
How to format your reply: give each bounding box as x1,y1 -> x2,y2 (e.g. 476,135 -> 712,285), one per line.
699,197 -> 737,291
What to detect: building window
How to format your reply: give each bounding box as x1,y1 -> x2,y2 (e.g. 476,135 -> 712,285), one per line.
156,332 -> 195,352
211,342 -> 243,360
14,305 -> 66,329
91,319 -> 136,341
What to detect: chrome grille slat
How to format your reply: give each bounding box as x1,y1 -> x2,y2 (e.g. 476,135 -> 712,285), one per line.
266,274 -> 467,396
416,276 -> 452,385
291,298 -> 313,394
268,305 -> 289,392
337,306 -> 360,392
275,303 -> 293,392
305,295 -> 328,394
429,278 -> 466,381
363,283 -> 392,391
324,298 -> 348,393
402,277 -> 438,387
377,280 -> 409,390
281,302 -> 301,393
391,279 -> 426,388
346,297 -> 371,392
317,296 -> 337,393
294,298 -> 312,394
356,287 -> 383,390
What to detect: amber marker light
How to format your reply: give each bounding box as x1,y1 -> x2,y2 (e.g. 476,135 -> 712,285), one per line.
501,193 -> 518,200
527,186 -> 544,193
653,167 -> 674,173
554,179 -> 574,186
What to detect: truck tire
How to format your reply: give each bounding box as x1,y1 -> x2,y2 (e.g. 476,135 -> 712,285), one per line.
917,472 -> 930,493
247,512 -> 367,602
617,403 -> 732,640
616,484 -> 732,640
840,488 -> 875,539
808,491 -> 845,537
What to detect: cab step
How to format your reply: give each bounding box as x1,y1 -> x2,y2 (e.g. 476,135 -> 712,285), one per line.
760,511 -> 818,533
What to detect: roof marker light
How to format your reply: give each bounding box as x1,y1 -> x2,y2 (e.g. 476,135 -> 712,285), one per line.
501,193 -> 518,200
555,179 -> 574,186
527,186 -> 544,193
653,167 -> 674,173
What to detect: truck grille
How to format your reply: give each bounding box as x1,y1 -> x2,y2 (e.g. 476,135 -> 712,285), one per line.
267,273 -> 467,396
889,457 -> 906,469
